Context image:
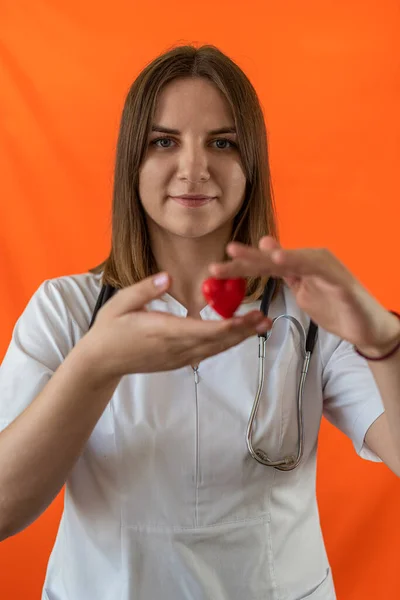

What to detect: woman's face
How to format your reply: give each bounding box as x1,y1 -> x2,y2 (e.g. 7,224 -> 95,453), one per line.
138,77 -> 247,241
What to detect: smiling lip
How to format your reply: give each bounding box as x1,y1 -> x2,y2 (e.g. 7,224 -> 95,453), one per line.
170,195 -> 216,208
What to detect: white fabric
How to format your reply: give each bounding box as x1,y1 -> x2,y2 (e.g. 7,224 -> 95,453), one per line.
0,272 -> 385,600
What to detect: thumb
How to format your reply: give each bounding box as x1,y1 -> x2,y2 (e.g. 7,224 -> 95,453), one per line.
101,272 -> 171,319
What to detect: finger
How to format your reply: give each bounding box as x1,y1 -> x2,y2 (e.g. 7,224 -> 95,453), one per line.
226,243 -> 289,270
228,310 -> 273,334
258,236 -> 281,252
209,256 -> 273,279
195,316 -> 272,361
227,243 -> 321,275
282,275 -> 301,289
227,242 -> 266,259
234,310 -> 273,330
99,272 -> 171,320
270,248 -> 342,282
213,243 -> 279,277
213,245 -> 341,283
181,310 -> 270,345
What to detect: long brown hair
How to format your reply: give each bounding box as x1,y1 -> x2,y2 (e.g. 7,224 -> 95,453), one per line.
90,44 -> 282,302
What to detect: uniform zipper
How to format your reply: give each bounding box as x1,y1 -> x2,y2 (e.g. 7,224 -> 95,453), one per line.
192,365 -> 199,525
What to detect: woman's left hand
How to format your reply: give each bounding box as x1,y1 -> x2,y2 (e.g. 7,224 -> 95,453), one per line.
209,236 -> 400,356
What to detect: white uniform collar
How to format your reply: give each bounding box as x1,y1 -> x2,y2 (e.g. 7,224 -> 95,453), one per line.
152,292 -> 259,320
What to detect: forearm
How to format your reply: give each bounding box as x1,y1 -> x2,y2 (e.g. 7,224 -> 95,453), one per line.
0,335 -> 121,540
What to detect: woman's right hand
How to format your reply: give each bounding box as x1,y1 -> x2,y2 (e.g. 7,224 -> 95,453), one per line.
80,272 -> 272,381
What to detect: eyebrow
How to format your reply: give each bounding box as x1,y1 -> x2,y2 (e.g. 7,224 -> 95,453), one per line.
151,125 -> 237,135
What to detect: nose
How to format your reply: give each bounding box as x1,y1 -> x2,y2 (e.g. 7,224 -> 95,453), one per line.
177,142 -> 210,183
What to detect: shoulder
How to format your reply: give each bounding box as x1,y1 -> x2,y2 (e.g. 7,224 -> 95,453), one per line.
44,270 -> 103,305
26,270 -> 103,336
0,271 -> 104,429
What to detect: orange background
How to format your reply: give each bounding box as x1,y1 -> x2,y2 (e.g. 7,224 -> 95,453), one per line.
1,1 -> 400,598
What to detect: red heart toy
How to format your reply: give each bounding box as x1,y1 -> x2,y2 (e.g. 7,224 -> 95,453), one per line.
202,277 -> 246,318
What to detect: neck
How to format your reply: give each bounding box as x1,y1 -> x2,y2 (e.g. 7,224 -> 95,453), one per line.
149,226 -> 232,317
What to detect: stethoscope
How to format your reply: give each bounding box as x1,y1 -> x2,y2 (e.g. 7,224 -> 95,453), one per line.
89,278 -> 318,471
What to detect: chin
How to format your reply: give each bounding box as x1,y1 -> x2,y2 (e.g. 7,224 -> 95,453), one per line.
160,221 -> 218,239
148,212 -> 232,240
175,228 -> 214,240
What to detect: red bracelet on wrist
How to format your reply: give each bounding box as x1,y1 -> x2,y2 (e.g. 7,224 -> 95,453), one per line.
354,311 -> 400,361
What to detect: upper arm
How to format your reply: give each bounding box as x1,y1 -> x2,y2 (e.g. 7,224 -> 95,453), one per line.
321,335 -> 385,463
0,280 -> 82,432
364,412 -> 400,477
322,334 -> 400,476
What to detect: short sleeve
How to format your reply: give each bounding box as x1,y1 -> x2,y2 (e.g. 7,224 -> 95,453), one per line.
321,336 -> 385,462
0,280 -> 84,433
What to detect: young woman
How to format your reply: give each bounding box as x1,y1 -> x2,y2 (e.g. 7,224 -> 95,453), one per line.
0,44 -> 399,600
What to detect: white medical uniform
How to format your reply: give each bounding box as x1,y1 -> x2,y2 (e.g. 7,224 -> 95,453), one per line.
0,271 -> 385,600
